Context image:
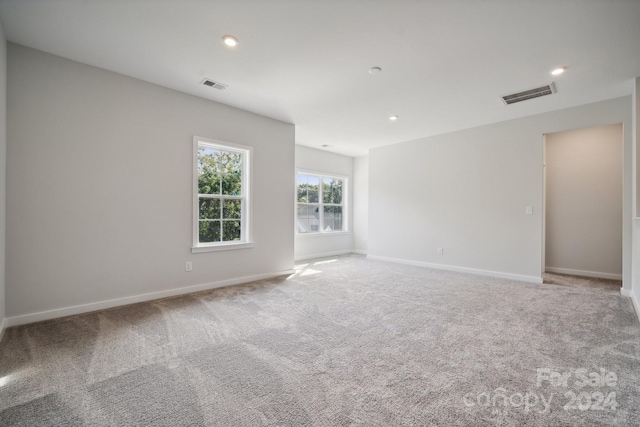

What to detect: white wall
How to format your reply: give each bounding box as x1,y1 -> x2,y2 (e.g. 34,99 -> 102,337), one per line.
353,155 -> 369,254
294,145 -> 353,260
632,77 -> 640,320
369,97 -> 632,284
545,124 -> 623,279
636,77 -> 640,218
0,22 -> 6,339
6,44 -> 295,323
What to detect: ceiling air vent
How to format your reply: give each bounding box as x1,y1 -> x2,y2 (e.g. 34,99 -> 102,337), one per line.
200,78 -> 228,90
501,83 -> 556,105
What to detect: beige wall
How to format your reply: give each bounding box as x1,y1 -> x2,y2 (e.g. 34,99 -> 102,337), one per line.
293,147 -> 369,259
545,124 -> 623,279
6,44 -> 295,322
630,78 -> 640,320
0,21 -> 6,337
353,155 -> 369,254
369,97 -> 632,284
635,77 -> 640,217
294,145 -> 353,260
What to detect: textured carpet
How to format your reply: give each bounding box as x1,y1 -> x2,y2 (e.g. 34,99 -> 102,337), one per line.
1,255 -> 639,426
543,272 -> 622,292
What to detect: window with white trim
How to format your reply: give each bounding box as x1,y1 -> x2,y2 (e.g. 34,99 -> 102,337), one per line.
296,172 -> 347,233
194,137 -> 251,249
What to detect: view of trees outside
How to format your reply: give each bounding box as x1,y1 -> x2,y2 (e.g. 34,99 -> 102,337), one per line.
198,146 -> 243,243
297,174 -> 320,232
297,173 -> 344,233
322,177 -> 343,231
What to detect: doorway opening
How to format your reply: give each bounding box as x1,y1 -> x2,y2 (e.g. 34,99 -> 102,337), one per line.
542,123 -> 623,291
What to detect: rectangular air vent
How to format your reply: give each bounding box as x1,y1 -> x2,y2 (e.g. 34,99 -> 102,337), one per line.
501,83 -> 555,105
200,78 -> 228,90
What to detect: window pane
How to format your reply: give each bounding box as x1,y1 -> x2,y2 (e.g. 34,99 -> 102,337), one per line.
199,220 -> 221,242
219,152 -> 243,174
323,178 -> 343,204
198,147 -> 222,194
198,168 -> 220,194
199,148 -> 244,195
296,174 -> 307,202
323,206 -> 343,232
221,151 -> 242,196
221,173 -> 242,196
199,198 -> 221,219
297,174 -> 319,203
198,172 -> 221,195
297,204 -> 319,233
196,141 -> 249,247
307,176 -> 319,203
223,199 -> 242,219
222,221 -> 241,241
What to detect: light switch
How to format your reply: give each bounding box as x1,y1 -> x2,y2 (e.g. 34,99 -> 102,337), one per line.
525,206 -> 533,215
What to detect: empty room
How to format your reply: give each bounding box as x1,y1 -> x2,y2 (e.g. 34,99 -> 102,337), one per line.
0,1 -> 639,426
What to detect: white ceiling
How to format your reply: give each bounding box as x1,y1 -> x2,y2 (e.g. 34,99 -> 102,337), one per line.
1,0 -> 639,157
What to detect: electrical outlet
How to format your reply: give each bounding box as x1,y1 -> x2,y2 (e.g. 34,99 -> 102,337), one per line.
437,248 -> 444,255
185,261 -> 192,272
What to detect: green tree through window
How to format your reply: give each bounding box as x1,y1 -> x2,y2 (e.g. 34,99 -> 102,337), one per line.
196,140 -> 249,246
297,172 -> 346,233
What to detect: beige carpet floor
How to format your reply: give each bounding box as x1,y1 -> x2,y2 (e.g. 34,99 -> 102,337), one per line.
1,255 -> 639,426
543,271 -> 622,292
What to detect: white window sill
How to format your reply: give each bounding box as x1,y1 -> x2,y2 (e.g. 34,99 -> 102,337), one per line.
296,231 -> 351,237
192,242 -> 255,253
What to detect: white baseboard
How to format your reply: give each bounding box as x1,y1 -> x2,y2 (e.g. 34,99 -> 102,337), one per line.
367,255 -> 542,284
352,249 -> 368,255
545,267 -> 622,281
6,269 -> 295,328
627,291 -> 640,323
294,250 -> 355,262
0,317 -> 7,343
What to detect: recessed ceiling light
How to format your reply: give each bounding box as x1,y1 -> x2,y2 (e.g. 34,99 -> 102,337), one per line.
368,67 -> 382,75
551,67 -> 566,75
223,35 -> 238,47
389,115 -> 398,121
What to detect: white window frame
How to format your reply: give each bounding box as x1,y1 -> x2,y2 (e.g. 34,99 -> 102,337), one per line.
296,170 -> 349,235
192,136 -> 253,253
